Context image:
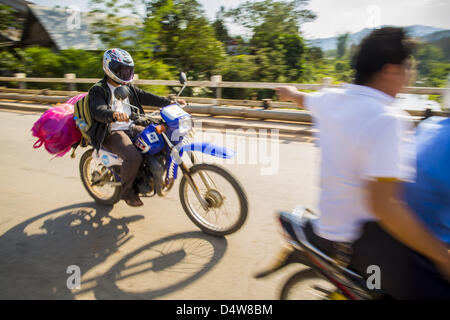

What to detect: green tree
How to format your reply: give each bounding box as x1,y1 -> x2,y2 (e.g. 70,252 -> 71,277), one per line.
337,33 -> 349,58
225,0 -> 314,83
333,60 -> 353,82
146,0 -> 226,79
250,32 -> 306,80
219,54 -> 259,99
20,47 -> 62,78
212,6 -> 231,44
59,49 -> 103,78
88,0 -> 143,49
225,0 -> 316,35
306,46 -> 323,63
0,49 -> 25,76
0,4 -> 18,30
87,0 -> 175,94
300,46 -> 323,82
1,47 -> 101,89
415,44 -> 450,87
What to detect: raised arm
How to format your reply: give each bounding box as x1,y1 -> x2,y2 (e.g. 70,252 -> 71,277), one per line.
276,86 -> 308,109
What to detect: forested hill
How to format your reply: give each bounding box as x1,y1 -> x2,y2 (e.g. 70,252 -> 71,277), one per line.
308,25 -> 450,53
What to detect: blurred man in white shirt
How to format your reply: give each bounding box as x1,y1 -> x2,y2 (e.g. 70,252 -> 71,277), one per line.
277,27 -> 450,299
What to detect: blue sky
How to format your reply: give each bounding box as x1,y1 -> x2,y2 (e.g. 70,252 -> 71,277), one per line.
29,0 -> 450,39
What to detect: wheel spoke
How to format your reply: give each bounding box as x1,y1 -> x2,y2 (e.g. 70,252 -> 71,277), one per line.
82,151 -> 119,201
281,269 -> 338,300
181,165 -> 246,234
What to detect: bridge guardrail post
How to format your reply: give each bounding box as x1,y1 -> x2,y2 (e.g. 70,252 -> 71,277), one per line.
211,75 -> 222,105
262,99 -> 272,110
322,77 -> 332,88
64,73 -> 77,91
14,73 -> 26,89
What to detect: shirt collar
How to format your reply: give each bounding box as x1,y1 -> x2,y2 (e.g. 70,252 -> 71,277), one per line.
107,81 -> 117,92
342,83 -> 395,105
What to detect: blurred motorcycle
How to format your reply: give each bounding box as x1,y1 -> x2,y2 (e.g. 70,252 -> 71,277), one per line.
79,73 -> 248,237
254,206 -> 389,300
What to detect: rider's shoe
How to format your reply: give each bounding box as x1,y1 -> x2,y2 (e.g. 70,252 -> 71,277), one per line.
122,193 -> 144,207
124,197 -> 143,207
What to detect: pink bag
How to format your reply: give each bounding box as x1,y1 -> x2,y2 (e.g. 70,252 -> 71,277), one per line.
31,103 -> 82,158
65,93 -> 87,105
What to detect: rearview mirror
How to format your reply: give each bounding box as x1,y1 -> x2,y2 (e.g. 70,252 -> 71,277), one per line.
179,72 -> 187,85
114,86 -> 130,101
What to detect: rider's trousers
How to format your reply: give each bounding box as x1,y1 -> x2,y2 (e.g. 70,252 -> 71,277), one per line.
102,125 -> 145,200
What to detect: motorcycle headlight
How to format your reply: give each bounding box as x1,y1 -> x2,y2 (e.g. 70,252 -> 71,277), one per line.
178,117 -> 192,136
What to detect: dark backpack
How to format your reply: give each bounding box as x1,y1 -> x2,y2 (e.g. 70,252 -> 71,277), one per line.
70,82 -> 107,157
73,82 -> 107,142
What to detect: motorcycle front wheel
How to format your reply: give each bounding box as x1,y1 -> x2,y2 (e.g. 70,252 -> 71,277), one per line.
79,148 -> 121,206
179,164 -> 248,237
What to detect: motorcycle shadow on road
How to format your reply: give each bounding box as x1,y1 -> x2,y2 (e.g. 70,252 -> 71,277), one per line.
0,202 -> 143,299
89,231 -> 227,300
0,202 -> 227,300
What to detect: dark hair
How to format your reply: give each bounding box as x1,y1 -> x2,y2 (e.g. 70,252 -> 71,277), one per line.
351,27 -> 415,85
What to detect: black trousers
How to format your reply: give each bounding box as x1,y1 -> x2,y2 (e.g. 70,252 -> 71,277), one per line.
305,221 -> 450,299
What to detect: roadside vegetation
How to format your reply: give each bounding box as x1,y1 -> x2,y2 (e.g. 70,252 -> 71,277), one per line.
0,1 -> 449,107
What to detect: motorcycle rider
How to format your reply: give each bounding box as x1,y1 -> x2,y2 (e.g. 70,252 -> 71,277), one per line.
402,76 -> 450,287
404,115 -> 450,243
277,27 -> 450,299
88,48 -> 185,207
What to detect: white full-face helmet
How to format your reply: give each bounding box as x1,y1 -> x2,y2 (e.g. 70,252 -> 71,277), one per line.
102,48 -> 135,85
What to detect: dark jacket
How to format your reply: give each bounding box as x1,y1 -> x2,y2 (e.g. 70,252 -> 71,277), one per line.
87,76 -> 171,150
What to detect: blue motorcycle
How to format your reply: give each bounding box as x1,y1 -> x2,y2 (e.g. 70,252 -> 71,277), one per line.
79,73 -> 248,236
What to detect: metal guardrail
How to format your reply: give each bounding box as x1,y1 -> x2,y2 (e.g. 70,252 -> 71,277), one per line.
0,75 -> 448,122
1,90 -> 448,123
0,74 -> 447,95
0,91 -> 312,122
0,87 -> 298,109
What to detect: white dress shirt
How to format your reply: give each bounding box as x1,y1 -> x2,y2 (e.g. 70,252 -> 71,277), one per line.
304,83 -> 416,242
107,82 -> 133,132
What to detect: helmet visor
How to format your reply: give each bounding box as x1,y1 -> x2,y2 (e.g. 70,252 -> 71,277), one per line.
108,60 -> 134,82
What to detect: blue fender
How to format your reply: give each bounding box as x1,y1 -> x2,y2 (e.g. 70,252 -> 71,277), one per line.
179,142 -> 236,159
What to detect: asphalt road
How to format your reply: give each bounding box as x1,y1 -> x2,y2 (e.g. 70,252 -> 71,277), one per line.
0,110 -> 320,300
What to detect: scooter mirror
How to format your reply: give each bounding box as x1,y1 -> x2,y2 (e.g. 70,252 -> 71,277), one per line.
114,85 -> 130,101
179,72 -> 187,85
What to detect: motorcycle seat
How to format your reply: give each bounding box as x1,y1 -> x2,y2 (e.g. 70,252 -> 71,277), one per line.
279,207 -> 390,299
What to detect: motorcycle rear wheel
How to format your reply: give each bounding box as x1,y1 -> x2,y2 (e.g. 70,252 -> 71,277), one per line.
280,268 -> 340,300
79,148 -> 121,206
